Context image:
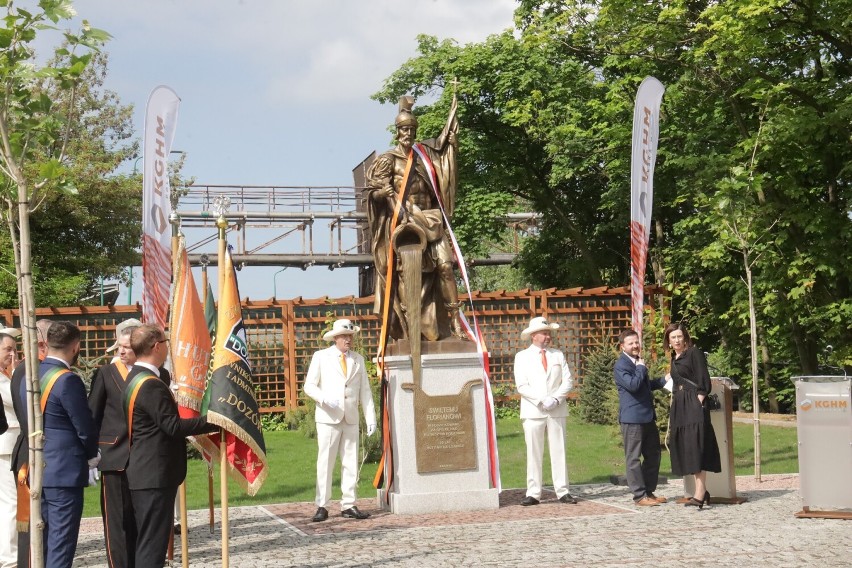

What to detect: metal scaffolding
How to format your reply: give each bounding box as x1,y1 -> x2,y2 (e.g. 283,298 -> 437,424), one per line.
175,184 -> 537,271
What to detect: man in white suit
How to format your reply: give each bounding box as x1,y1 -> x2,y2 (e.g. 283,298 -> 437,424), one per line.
304,319 -> 377,522
0,329 -> 19,567
514,316 -> 577,506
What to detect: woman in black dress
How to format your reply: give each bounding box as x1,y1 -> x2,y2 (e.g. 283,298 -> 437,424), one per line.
665,323 -> 721,509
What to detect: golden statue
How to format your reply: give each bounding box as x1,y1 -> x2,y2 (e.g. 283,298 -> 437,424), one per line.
365,94 -> 464,342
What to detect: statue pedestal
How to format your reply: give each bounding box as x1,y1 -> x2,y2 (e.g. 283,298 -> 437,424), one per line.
376,343 -> 499,514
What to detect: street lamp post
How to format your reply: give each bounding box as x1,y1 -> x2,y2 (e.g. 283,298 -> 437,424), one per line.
273,268 -> 287,299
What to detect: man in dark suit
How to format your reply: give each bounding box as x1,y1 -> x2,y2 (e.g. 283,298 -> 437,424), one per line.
613,329 -> 668,507
88,318 -> 143,568
10,318 -> 53,566
39,321 -> 99,568
125,324 -> 212,568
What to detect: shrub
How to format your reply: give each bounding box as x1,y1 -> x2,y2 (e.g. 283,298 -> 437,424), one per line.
578,343 -> 618,425
491,383 -> 520,419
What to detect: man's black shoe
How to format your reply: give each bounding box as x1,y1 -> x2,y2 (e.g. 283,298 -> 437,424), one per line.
174,523 -> 182,535
520,496 -> 540,506
559,493 -> 578,504
311,507 -> 328,522
341,506 -> 370,519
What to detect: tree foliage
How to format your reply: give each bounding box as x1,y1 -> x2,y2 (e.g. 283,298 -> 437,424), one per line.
0,49 -> 139,308
375,0 -> 851,412
0,2 -> 113,563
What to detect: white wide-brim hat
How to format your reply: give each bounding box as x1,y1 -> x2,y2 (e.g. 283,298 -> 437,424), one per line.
0,327 -> 21,338
322,319 -> 360,341
521,316 -> 559,339
106,318 -> 143,352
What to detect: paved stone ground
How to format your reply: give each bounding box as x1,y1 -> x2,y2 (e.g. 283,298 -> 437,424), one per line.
74,474 -> 850,567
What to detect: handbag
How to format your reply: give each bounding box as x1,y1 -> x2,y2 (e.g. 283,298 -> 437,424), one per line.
704,393 -> 722,411
677,376 -> 722,411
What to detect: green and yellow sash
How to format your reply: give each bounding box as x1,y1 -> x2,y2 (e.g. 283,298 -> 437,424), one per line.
122,370 -> 158,444
39,366 -> 73,413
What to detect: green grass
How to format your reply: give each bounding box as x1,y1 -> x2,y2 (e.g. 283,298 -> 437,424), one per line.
82,415 -> 798,517
731,421 -> 799,475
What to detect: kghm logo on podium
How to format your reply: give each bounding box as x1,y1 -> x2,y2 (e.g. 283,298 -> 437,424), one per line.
799,397 -> 848,411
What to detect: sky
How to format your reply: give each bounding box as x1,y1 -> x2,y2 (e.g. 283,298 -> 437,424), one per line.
62,0 -> 519,304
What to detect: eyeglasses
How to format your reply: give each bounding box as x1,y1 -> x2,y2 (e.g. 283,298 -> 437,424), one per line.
155,339 -> 169,346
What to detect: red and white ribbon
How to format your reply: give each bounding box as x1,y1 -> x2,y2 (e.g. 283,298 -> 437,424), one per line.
413,143 -> 501,490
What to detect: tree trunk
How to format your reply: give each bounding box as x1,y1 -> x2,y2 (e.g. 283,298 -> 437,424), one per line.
13,177 -> 45,567
745,253 -> 761,482
759,338 -> 779,414
789,315 -> 818,375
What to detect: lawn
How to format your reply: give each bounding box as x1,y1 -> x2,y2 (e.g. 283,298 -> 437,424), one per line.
81,415 -> 798,517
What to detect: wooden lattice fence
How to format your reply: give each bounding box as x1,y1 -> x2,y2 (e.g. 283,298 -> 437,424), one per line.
0,285 -> 666,412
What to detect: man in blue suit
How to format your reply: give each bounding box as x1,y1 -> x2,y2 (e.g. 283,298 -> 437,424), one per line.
613,329 -> 667,507
39,321 -> 99,567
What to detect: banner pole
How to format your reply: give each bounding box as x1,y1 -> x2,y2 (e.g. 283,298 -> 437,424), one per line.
220,429 -> 229,566
216,213 -> 230,567
208,464 -> 215,534
168,212 -> 190,566
179,482 -> 189,567
200,260 -> 216,534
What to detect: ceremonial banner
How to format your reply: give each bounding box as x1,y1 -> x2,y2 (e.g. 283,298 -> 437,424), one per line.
201,247 -> 268,495
142,85 -> 180,327
630,77 -> 665,339
170,237 -> 212,417
205,281 -> 217,336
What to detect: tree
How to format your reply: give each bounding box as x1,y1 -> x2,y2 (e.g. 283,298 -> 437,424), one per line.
578,342 -> 618,425
376,0 -> 852,413
0,2 -> 110,564
372,31 -> 627,288
0,49 -> 139,309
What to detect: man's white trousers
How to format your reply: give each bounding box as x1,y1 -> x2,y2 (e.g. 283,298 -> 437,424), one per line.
0,454 -> 17,568
522,415 -> 570,499
315,421 -> 359,510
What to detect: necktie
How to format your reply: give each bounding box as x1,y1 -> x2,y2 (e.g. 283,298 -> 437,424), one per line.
340,353 -> 348,376
541,349 -> 548,371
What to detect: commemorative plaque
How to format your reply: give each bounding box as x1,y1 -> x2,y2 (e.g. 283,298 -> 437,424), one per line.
405,378 -> 480,473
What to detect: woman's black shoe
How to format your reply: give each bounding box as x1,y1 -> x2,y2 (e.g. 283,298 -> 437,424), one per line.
684,497 -> 704,510
703,491 -> 711,506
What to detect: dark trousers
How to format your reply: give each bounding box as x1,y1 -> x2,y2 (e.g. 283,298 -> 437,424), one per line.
17,531 -> 29,567
131,486 -> 176,568
101,471 -> 137,568
42,486 -> 84,568
620,422 -> 661,500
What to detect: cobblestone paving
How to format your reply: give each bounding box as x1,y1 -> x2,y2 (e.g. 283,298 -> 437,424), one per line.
74,475 -> 851,567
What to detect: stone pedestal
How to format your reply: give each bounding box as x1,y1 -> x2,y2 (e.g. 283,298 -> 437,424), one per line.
376,343 -> 499,514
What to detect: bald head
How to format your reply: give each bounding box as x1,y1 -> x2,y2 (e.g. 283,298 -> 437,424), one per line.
36,319 -> 53,358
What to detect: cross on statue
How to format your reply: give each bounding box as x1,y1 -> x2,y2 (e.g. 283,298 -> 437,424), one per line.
450,77 -> 459,95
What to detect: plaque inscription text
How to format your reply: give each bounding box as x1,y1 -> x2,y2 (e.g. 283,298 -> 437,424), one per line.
406,378 -> 481,473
